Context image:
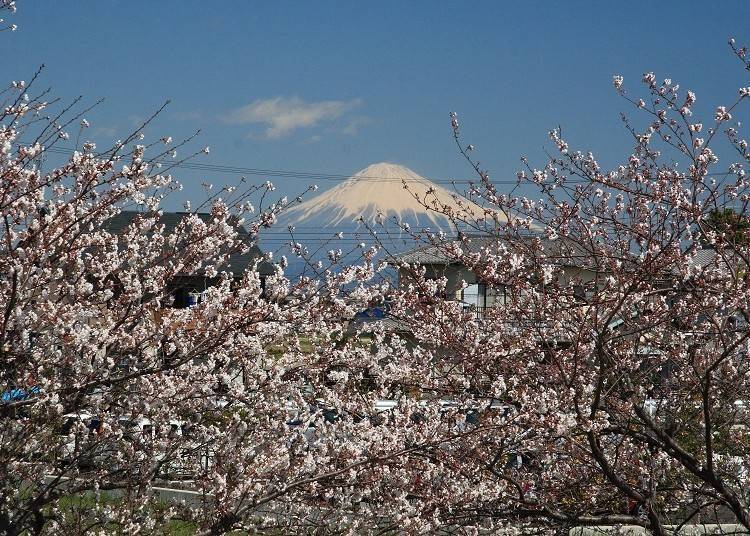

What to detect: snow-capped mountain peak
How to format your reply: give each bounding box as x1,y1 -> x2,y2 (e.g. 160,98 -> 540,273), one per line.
284,162 -> 490,229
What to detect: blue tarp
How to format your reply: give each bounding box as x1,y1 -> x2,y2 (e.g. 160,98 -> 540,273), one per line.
1,385 -> 40,403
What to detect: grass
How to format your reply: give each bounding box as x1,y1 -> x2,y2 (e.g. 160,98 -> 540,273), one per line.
267,332 -> 374,358
50,493 -> 264,534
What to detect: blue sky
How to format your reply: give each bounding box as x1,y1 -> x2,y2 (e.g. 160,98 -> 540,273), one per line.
6,1 -> 750,211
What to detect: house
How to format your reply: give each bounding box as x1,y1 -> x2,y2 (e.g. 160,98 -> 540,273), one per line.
104,211 -> 274,307
2,211 -> 275,414
394,235 -> 747,381
394,234 -> 601,317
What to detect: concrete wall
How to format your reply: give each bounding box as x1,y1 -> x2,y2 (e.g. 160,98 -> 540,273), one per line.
398,264 -> 477,300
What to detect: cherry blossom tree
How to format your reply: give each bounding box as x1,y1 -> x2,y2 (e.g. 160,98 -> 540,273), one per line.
376,37 -> 750,535
0,3 -> 396,534
5,1 -> 750,533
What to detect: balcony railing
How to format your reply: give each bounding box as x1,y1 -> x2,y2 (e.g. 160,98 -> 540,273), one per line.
461,305 -> 552,331
462,305 -> 490,319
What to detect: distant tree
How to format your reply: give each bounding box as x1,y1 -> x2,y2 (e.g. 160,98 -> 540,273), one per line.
704,208 -> 750,246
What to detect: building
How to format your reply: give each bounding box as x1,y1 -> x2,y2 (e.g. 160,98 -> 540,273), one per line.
104,211 -> 274,307
395,234 -> 601,317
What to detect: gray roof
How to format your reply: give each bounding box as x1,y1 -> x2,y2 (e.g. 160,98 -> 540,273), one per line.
394,243 -> 453,265
682,246 -> 748,273
104,211 -> 274,276
347,316 -> 409,335
396,235 -> 741,279
394,234 -> 595,269
687,247 -> 729,268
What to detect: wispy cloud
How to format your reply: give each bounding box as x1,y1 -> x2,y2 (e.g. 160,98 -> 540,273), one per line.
341,116 -> 371,136
221,96 -> 361,139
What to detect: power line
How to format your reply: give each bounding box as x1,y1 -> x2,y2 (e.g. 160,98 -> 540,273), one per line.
38,145 -> 572,185
36,144 -> 743,191
261,228 -> 457,233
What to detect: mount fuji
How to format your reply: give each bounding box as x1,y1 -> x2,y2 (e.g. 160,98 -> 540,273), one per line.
268,163 -> 502,275
281,162 -> 493,232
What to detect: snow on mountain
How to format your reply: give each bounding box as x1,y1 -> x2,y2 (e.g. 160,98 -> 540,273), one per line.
282,162 -> 493,231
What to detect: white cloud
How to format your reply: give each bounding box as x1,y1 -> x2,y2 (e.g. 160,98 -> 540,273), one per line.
341,116 -> 371,136
221,96 -> 361,139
